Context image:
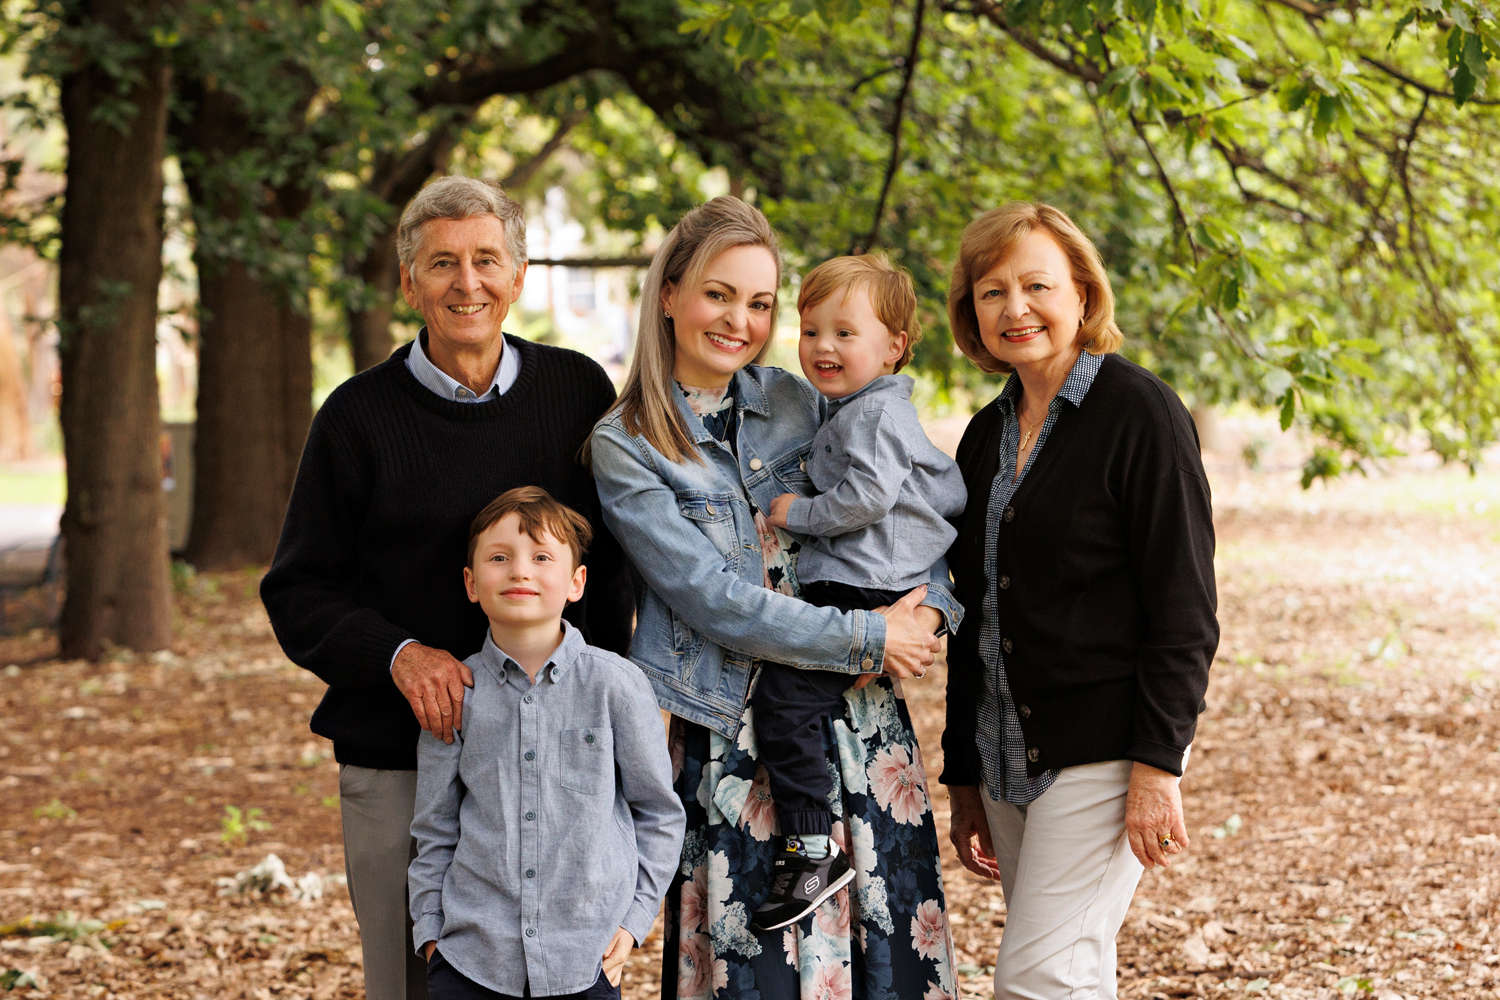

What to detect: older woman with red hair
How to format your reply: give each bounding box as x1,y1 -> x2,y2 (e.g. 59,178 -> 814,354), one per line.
940,202 -> 1220,1000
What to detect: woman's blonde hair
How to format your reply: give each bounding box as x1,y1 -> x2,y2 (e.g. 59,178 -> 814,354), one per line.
606,196 -> 783,464
948,202 -> 1123,375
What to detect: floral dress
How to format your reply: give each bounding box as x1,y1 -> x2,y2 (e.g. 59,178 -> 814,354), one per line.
664,384 -> 957,1000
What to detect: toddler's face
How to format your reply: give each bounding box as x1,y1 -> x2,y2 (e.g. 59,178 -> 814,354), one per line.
798,286 -> 907,399
464,514 -> 586,631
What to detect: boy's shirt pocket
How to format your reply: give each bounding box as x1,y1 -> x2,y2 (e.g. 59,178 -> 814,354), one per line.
559,726 -> 614,795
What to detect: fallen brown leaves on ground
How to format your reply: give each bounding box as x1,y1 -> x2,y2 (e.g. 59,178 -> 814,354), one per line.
2,448 -> 1498,1000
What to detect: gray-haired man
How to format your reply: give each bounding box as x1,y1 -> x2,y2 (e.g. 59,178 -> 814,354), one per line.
262,177 -> 633,1000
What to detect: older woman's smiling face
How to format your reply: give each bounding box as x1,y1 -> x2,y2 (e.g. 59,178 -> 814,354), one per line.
400,215 -> 526,356
973,228 -> 1087,372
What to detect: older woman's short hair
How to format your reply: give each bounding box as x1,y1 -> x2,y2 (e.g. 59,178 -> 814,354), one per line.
396,175 -> 527,271
948,203 -> 1123,375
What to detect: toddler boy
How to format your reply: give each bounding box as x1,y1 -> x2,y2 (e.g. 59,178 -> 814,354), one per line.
409,487 -> 684,1000
753,253 -> 966,932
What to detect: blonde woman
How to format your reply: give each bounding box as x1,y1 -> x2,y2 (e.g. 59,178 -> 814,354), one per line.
940,203 -> 1219,999
589,197 -> 962,1000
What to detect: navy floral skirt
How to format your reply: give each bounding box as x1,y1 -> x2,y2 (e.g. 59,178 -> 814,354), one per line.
661,677 -> 957,1000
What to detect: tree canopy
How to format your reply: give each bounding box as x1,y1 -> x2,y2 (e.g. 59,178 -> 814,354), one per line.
671,0 -> 1500,480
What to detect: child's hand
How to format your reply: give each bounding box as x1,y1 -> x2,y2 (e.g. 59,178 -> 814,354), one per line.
766,493 -> 798,529
602,927 -> 634,987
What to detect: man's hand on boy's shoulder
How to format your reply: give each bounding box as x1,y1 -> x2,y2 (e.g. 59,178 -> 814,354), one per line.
393,642 -> 474,744
601,927 -> 634,987
766,493 -> 797,530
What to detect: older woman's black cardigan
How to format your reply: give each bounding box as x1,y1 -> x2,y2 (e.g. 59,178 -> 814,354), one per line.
939,353 -> 1218,786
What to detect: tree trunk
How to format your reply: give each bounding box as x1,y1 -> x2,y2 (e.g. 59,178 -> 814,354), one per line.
346,226 -> 399,373
55,0 -> 173,658
182,259 -> 312,569
176,86 -> 315,570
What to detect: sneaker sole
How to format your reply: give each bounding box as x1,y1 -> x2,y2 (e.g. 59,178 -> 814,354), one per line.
753,864 -> 857,932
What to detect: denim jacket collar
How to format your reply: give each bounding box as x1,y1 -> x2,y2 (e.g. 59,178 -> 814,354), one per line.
671,366 -> 774,445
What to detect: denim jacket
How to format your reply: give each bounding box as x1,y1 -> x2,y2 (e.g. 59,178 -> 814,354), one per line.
590,365 -> 963,739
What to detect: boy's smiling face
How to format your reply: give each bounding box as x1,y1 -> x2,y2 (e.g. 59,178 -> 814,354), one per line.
798,284 -> 908,400
464,513 -> 586,632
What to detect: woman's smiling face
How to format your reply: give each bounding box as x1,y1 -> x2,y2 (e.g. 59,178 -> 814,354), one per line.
973,228 -> 1087,372
665,245 -> 779,388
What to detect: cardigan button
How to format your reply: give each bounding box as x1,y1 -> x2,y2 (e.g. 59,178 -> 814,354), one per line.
1027,748 -> 1039,763
1002,638 -> 1013,654
999,575 -> 1011,590
749,458 -> 763,471
1003,505 -> 1015,522
1018,704 -> 1031,718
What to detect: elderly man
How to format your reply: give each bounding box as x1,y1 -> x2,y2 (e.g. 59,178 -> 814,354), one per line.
262,176 -> 632,1000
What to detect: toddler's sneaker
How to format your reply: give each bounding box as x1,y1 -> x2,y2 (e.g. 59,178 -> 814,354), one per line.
751,838 -> 854,932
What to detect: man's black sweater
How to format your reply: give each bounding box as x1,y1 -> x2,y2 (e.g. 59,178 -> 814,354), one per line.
941,354 -> 1219,785
261,336 -> 632,771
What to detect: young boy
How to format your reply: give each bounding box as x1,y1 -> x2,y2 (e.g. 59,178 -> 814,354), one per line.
753,253 -> 966,932
408,487 -> 684,1000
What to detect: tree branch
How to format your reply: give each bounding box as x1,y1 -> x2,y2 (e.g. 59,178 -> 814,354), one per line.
1129,112 -> 1198,260
529,256 -> 653,267
1359,54 -> 1500,107
859,0 -> 927,253
959,0 -> 1106,84
502,108 -> 588,189
1262,0 -> 1337,19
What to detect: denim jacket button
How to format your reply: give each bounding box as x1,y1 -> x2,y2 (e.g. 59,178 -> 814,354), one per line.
749,458 -> 763,471
705,504 -> 716,515
799,460 -> 807,471
861,657 -> 874,670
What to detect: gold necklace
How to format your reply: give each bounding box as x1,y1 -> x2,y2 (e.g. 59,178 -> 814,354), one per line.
1018,411 -> 1043,450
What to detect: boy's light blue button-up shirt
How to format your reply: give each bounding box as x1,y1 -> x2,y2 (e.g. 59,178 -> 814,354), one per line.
408,622 -> 684,997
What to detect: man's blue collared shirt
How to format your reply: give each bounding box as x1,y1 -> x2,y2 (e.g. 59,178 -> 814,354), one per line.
406,328 -> 520,402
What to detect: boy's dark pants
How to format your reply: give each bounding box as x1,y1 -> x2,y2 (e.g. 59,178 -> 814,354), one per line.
426,949 -> 621,1000
751,580 -> 906,837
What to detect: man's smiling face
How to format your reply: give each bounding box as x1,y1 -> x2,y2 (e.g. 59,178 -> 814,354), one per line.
401,215 -> 526,357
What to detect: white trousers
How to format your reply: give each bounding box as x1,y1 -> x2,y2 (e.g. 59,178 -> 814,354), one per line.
981,760 -> 1142,1000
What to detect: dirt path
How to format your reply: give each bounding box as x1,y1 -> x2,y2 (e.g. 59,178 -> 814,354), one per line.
2,461 -> 1497,1000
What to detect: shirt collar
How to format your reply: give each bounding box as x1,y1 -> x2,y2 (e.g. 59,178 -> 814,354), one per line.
997,349 -> 1104,412
827,373 -> 913,414
478,619 -> 587,686
408,329 -> 519,402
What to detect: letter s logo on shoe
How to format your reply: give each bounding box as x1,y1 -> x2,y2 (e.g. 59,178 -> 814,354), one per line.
804,876 -> 820,895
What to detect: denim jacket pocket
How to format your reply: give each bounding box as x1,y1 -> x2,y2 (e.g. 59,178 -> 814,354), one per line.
559,727 -> 614,795
772,451 -> 814,496
675,490 -> 740,565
